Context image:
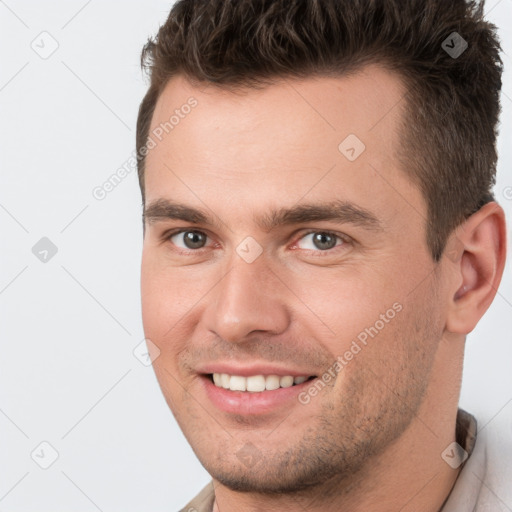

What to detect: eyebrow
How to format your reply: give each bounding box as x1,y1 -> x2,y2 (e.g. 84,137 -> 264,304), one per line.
143,198 -> 383,232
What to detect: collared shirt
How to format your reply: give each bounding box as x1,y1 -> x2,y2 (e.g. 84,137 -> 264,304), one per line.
179,408 -> 510,512
441,407 -> 512,511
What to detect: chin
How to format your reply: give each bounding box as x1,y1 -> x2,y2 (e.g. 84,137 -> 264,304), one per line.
207,465 -> 332,495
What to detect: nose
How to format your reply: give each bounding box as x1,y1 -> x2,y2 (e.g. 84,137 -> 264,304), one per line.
202,251 -> 291,344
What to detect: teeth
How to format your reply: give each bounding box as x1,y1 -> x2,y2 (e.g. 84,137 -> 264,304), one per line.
212,373 -> 311,392
221,373 -> 230,389
265,375 -> 280,391
229,375 -> 246,391
246,375 -> 266,392
280,376 -> 294,388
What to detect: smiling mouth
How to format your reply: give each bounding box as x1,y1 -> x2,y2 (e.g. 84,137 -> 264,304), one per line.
207,373 -> 317,392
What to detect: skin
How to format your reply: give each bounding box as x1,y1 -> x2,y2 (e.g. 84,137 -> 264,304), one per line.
140,66 -> 506,511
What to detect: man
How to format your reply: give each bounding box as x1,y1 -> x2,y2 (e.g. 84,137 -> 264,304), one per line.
136,0 -> 510,510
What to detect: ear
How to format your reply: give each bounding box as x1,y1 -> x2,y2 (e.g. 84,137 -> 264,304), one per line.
445,202 -> 507,334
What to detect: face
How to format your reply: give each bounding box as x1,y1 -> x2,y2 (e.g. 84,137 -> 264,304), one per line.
140,67 -> 449,493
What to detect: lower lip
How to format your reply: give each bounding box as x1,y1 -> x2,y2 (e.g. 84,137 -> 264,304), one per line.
201,375 -> 316,415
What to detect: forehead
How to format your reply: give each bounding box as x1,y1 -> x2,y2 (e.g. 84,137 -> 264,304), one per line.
144,66 -> 424,232
148,65 -> 406,159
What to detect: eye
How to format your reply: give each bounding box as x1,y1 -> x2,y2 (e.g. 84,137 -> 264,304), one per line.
167,229 -> 210,251
163,228 -> 350,256
294,231 -> 346,252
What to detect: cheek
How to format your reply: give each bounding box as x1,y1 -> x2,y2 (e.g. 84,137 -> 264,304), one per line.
141,252 -> 202,332
291,268 -> 402,352
141,253 -> 216,374
140,256 -> 165,337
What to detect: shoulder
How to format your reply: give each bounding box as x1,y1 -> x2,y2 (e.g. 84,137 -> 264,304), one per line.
442,406 -> 512,512
178,481 -> 215,512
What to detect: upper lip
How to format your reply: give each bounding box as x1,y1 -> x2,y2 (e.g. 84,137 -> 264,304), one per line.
197,363 -> 316,377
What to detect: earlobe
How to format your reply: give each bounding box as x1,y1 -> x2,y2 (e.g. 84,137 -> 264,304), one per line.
445,202 -> 507,334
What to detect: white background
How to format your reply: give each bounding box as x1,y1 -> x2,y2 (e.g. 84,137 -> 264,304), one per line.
0,1 -> 511,510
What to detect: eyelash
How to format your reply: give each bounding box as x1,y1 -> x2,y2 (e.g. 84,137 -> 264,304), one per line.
161,228 -> 351,256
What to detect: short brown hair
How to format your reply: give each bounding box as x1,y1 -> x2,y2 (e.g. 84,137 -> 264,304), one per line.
136,0 -> 503,260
